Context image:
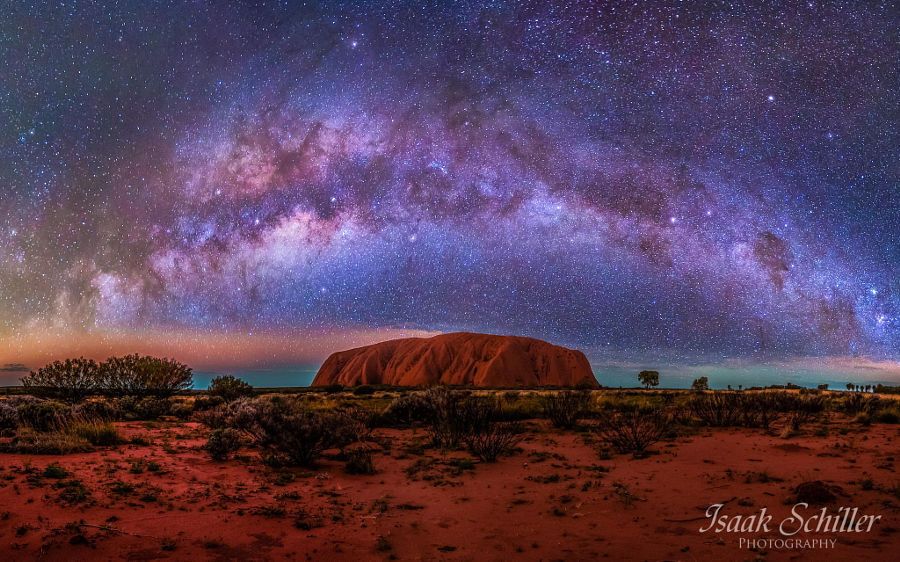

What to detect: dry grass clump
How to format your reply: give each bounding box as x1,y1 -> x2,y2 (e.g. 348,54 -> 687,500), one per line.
539,391 -> 591,429
594,406 -> 671,456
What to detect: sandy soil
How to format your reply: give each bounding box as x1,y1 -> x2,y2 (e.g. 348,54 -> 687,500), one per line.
0,418 -> 897,561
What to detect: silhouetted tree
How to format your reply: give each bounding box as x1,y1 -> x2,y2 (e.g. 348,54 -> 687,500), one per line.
691,377 -> 709,391
21,358 -> 101,403
100,355 -> 192,397
208,375 -> 254,402
638,370 -> 659,389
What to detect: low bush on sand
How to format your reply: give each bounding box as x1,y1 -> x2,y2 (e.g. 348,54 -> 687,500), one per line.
0,428 -> 93,455
539,391 -> 592,429
67,418 -> 122,446
205,428 -> 243,460
198,397 -> 373,467
459,396 -> 522,462
595,406 -> 671,456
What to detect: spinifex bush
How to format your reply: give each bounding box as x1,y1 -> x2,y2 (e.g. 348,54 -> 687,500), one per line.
595,406 -> 671,456
539,391 -> 592,429
21,358 -> 102,403
0,429 -> 92,455
66,418 -> 121,446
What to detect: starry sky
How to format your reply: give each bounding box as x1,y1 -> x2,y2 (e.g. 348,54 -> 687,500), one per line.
1,1 -> 898,381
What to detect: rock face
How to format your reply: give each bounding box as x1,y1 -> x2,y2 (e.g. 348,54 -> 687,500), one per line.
312,332 -> 597,387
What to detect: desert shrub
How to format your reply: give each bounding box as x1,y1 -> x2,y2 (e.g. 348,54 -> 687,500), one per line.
539,391 -> 591,429
21,358 -> 101,403
205,428 -> 242,460
453,396 -> 522,462
687,392 -> 824,430
194,397 -> 257,430
0,401 -> 18,431
16,399 -> 70,431
595,406 -> 671,456
687,393 -> 742,426
208,375 -> 254,402
118,396 -> 173,420
214,397 -> 346,466
255,406 -> 339,466
0,429 -> 92,455
169,400 -> 194,420
872,407 -> 900,424
67,419 -> 122,446
380,392 -> 433,426
352,385 -> 377,396
736,393 -> 784,430
467,421 -> 521,461
422,387 -> 472,449
99,355 -> 192,397
330,406 -> 375,454
43,463 -> 69,479
344,447 -> 376,474
192,395 -> 226,412
198,397 -> 372,466
72,400 -> 121,421
839,393 -> 881,416
784,395 -> 826,430
496,394 -> 543,421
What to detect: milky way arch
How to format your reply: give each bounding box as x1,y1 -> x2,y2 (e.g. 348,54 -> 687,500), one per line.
1,1 -> 897,365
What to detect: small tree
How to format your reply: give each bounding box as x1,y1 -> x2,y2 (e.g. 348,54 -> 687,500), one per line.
21,358 -> 101,403
638,370 -> 659,389
691,377 -> 709,392
846,383 -> 854,391
208,375 -> 254,402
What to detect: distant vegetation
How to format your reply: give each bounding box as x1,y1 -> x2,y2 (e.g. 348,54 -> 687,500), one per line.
691,376 -> 709,391
2,357 -> 899,475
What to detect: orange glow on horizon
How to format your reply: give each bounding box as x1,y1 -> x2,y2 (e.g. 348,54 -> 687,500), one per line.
0,327 -> 440,371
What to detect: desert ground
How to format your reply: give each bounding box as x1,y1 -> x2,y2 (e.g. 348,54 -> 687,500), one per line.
0,388 -> 897,561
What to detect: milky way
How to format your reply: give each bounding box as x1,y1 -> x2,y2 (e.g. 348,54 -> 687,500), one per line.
1,2 -> 897,370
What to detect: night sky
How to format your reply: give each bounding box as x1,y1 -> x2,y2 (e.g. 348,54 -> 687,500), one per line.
1,2 -> 898,379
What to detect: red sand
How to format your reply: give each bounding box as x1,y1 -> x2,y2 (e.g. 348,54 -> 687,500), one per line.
0,419 -> 897,561
312,333 -> 597,387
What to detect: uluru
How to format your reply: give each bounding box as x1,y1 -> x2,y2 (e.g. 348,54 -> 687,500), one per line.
311,332 -> 598,387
